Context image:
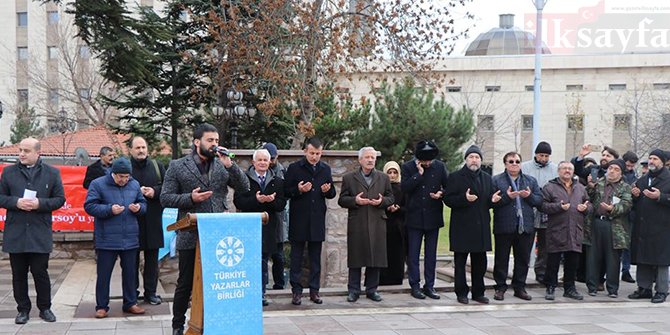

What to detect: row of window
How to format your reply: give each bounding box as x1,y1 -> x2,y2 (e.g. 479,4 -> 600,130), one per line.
17,11 -> 59,27
16,88 -> 92,107
17,45 -> 90,60
447,83 -> 670,93
477,114 -> 662,132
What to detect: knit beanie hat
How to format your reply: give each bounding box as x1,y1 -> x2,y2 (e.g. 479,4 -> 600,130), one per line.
535,141 -> 552,155
111,157 -> 132,174
464,145 -> 483,160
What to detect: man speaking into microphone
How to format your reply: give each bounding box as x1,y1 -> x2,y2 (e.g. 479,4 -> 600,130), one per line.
161,123 -> 249,335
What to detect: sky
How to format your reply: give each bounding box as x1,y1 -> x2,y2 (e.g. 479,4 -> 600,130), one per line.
451,0 -> 670,55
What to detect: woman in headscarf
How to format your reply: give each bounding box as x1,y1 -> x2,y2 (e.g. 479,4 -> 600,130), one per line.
379,161 -> 406,285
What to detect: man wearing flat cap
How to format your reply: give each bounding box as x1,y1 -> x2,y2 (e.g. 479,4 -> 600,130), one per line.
629,149 -> 670,303
401,140 -> 449,300
521,141 -> 558,283
444,145 -> 502,304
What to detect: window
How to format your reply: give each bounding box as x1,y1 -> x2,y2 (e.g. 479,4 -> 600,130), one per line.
446,86 -> 462,92
609,84 -> 626,91
477,115 -> 494,131
525,85 -> 534,92
567,115 -> 584,131
49,89 -> 59,105
17,89 -> 29,107
79,88 -> 91,100
79,45 -> 90,59
17,12 -> 28,27
522,115 -> 533,131
485,85 -> 501,92
654,83 -> 670,90
48,46 -> 58,60
17,47 -> 28,60
47,11 -> 59,25
613,114 -> 630,131
566,84 -> 583,91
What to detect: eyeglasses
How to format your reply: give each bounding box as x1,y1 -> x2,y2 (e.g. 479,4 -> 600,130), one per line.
506,160 -> 521,165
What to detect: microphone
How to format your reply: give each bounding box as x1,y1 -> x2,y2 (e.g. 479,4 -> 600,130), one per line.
211,146 -> 236,158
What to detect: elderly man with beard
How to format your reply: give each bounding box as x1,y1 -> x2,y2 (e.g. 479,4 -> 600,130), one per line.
521,141 -> 558,284
541,161 -> 592,301
444,145 -> 501,304
339,147 -> 394,303
585,159 -> 632,298
161,123 -> 249,335
492,152 -> 542,301
629,149 -> 670,303
401,140 -> 449,300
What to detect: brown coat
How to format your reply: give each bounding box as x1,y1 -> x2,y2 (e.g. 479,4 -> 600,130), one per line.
338,169 -> 395,268
541,178 -> 592,253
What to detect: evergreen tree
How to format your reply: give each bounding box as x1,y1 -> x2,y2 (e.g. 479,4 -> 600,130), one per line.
348,78 -> 475,170
10,107 -> 45,144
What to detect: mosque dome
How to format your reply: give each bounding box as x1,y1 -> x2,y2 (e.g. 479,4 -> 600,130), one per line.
465,14 -> 551,56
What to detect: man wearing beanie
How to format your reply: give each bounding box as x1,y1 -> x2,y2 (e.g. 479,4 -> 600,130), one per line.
584,159 -> 632,298
444,145 -> 502,304
521,141 -> 558,284
85,156 -> 147,318
401,140 -> 449,300
629,149 -> 670,303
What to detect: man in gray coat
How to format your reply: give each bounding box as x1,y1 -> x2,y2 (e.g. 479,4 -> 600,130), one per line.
338,147 -> 394,303
521,141 -> 557,283
161,123 -> 249,335
0,138 -> 65,324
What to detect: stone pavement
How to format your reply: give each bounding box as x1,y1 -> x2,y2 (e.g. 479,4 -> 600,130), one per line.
1,259 -> 669,334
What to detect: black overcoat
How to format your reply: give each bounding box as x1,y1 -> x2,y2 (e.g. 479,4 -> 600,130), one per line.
131,157 -> 166,250
631,168 -> 670,266
400,159 -> 449,230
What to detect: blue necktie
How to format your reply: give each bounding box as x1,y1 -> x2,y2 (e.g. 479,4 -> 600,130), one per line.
259,175 -> 266,191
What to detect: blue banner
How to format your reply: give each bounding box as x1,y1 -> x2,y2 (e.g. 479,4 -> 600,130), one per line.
197,213 -> 263,335
159,208 -> 178,260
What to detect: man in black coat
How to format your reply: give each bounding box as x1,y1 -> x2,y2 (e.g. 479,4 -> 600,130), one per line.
234,148 -> 286,307
0,138 -> 65,324
401,140 -> 449,300
83,146 -> 115,189
444,145 -> 501,305
629,149 -> 670,303
284,137 -> 336,305
129,136 -> 166,305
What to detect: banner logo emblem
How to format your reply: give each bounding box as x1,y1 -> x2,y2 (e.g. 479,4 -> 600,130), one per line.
216,236 -> 244,267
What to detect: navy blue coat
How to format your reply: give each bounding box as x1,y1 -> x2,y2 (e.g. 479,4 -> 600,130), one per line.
400,159 -> 449,230
85,173 -> 147,250
284,158 -> 336,242
491,171 -> 543,235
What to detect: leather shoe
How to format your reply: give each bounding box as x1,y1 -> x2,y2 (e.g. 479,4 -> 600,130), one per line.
422,288 -> 441,299
652,292 -> 668,303
309,290 -> 323,304
123,304 -> 146,314
347,292 -> 359,302
291,293 -> 302,305
472,295 -> 489,304
621,271 -> 635,283
39,309 -> 56,322
628,287 -> 653,299
94,309 -> 108,319
545,286 -> 555,300
144,295 -> 162,305
410,288 -> 426,300
563,288 -> 584,300
14,311 -> 29,324
513,290 -> 532,301
172,328 -> 184,335
272,284 -> 284,290
493,290 -> 505,301
456,296 -> 469,304
366,291 -> 383,302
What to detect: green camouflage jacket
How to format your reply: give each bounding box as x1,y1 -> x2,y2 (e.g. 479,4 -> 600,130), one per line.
585,178 -> 632,249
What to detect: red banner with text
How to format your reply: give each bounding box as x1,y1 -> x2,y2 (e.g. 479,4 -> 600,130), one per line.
0,164 -> 94,231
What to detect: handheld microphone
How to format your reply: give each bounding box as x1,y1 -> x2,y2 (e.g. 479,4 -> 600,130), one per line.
211,146 -> 236,158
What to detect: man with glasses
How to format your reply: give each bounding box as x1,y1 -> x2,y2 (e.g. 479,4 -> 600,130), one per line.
492,152 -> 542,301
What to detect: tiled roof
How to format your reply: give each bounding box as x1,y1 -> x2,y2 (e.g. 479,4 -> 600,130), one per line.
0,127 -> 130,157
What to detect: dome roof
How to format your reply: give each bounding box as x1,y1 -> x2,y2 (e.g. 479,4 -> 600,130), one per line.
465,14 -> 551,56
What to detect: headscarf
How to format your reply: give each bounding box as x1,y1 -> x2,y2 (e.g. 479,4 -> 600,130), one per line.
383,161 -> 401,183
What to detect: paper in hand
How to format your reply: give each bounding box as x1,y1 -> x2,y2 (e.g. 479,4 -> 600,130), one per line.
23,189 -> 37,199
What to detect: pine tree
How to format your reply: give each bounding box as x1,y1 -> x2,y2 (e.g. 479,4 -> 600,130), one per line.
10,107 -> 45,144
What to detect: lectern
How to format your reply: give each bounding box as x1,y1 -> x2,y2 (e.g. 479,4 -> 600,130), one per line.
167,212 -> 268,335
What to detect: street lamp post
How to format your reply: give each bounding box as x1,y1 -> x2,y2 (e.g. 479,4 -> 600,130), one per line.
532,0 -> 547,151
56,107 -> 75,163
211,88 -> 257,149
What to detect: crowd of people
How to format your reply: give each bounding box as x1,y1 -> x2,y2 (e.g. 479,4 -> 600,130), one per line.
1,124 -> 669,335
